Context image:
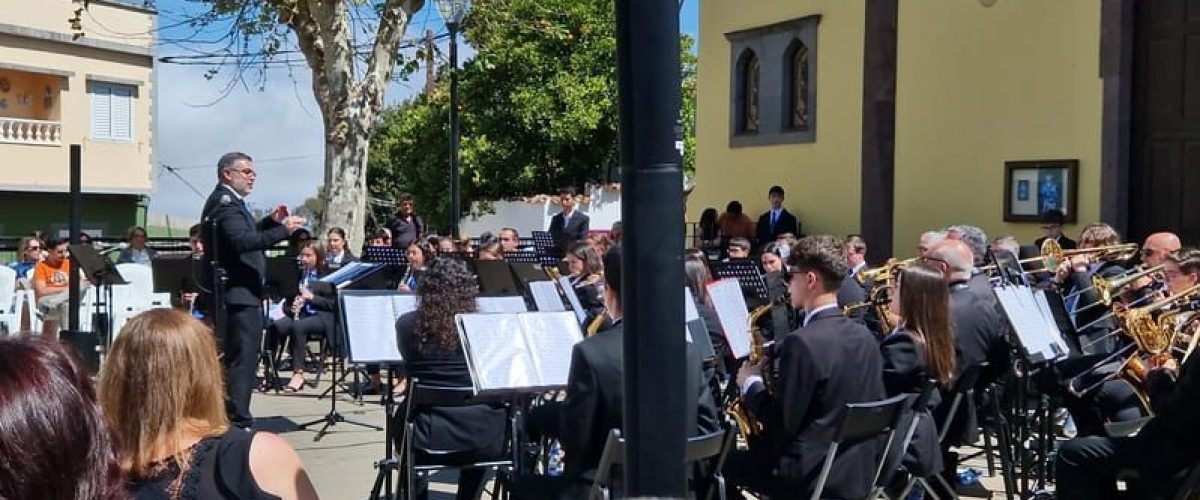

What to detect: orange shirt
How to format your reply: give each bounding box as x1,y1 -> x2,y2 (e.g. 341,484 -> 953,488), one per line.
716,213 -> 755,240
33,259 -> 71,298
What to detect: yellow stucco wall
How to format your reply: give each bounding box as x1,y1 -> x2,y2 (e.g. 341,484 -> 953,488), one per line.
0,0 -> 154,194
892,0 -> 1102,256
689,0 -> 865,236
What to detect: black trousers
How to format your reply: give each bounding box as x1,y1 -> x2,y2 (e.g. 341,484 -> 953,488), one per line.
723,448 -> 780,498
225,304 -> 263,426
269,315 -> 326,368
1056,426 -> 1200,500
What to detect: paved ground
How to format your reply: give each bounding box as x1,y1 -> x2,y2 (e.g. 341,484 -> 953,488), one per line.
253,376 -> 1020,499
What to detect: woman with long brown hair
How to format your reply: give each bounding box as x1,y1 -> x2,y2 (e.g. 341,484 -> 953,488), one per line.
267,239 -> 335,392
100,309 -> 317,499
394,257 -> 507,500
883,260 -> 957,479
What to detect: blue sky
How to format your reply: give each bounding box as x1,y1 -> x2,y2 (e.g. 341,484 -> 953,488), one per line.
149,0 -> 700,220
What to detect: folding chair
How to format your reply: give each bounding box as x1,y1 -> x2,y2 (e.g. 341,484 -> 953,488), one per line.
587,427 -> 736,500
0,266 -> 18,334
904,363 -> 988,500
873,380 -> 937,500
811,393 -> 910,500
399,380 -> 516,500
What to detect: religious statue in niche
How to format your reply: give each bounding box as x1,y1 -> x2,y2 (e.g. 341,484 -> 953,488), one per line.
742,53 -> 760,133
15,92 -> 31,108
0,77 -> 9,93
43,85 -> 54,109
790,43 -> 809,131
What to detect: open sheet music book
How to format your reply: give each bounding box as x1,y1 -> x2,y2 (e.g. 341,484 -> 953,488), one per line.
707,278 -> 751,359
530,281 -> 566,312
338,292 -> 418,363
476,295 -> 529,313
993,285 -> 1069,364
456,311 -> 583,394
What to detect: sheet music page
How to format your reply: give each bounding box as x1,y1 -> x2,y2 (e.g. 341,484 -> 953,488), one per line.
994,286 -> 1061,362
476,296 -> 529,313
457,313 -> 535,391
558,276 -> 588,324
341,295 -> 403,362
530,281 -> 566,312
1032,289 -> 1069,353
684,287 -> 701,342
518,312 -> 583,387
707,279 -> 751,358
319,261 -> 366,283
391,294 -> 418,319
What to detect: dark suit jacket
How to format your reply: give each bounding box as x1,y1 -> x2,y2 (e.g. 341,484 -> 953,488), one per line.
755,208 -> 799,246
1144,350 -> 1200,447
880,330 -> 944,477
939,280 -> 1010,445
743,308 -> 886,499
395,312 -> 507,457
837,274 -> 869,326
386,214 -> 423,250
1034,235 -> 1078,251
1064,260 -> 1127,355
561,321 -> 720,481
200,184 -> 291,306
548,211 -> 590,252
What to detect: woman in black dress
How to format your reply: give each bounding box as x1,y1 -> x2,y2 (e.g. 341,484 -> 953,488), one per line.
883,260 -> 958,479
394,257 -> 508,500
564,243 -> 606,332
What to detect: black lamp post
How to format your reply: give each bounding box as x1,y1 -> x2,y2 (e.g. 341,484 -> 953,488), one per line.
437,0 -> 470,238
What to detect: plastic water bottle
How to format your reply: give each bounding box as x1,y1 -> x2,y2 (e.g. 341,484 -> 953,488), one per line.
958,468 -> 982,486
548,441 -> 564,476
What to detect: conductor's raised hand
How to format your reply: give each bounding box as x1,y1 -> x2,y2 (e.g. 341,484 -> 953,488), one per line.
283,216 -> 306,232
272,205 -> 290,222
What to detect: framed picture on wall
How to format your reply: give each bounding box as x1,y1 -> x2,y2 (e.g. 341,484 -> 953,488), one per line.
1004,159 -> 1078,223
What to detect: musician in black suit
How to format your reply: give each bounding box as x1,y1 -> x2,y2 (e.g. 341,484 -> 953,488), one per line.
754,185 -> 800,247
548,186 -> 590,253
1032,209 -> 1078,251
200,152 -> 303,427
1054,223 -> 1129,355
386,193 -> 424,250
394,257 -> 507,500
728,235 -> 886,499
323,226 -> 358,270
266,240 -> 336,392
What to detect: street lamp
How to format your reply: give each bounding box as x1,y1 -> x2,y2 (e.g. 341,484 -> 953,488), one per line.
436,0 -> 470,238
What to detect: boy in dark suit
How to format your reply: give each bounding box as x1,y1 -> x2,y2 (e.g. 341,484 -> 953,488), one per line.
728,235 -> 886,498
755,185 -> 800,247
548,187 -> 590,253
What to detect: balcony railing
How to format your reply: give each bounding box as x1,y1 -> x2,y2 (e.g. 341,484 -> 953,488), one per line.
0,117 -> 61,146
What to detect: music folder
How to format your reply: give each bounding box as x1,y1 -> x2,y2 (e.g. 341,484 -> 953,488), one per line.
706,278 -> 752,359
338,291 -> 417,364
456,311 -> 583,394
993,285 -> 1069,364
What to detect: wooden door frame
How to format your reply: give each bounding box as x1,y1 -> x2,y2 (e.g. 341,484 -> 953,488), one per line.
1099,0 -> 1135,236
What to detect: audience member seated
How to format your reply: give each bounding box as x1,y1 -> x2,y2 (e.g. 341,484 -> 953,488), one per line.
715,201 -> 755,250
0,334 -> 125,500
117,226 -> 157,265
696,207 -> 719,251
267,240 -> 335,392
324,226 -> 357,270
7,235 -> 43,289
34,238 -> 88,338
394,257 -> 508,500
100,309 -> 318,499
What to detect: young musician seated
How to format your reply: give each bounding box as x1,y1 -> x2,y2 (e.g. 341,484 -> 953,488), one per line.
727,235 -> 886,499
394,257 -> 507,500
398,240 -> 433,292
564,243 -> 606,330
324,226 -> 357,270
266,240 -> 335,392
685,254 -> 731,376
883,261 -> 958,480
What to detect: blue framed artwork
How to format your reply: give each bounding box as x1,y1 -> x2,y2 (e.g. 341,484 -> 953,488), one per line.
1004,159 -> 1078,223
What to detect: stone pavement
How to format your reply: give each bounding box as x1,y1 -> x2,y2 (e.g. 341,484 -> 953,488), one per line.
252,378 -> 1019,499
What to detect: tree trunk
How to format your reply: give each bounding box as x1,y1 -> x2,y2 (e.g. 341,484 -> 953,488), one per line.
320,117 -> 372,251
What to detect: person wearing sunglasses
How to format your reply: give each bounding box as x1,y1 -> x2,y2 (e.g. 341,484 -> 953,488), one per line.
8,236 -> 43,288
726,235 -> 886,499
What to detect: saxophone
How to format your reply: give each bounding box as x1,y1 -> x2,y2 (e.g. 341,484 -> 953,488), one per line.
726,303 -> 776,438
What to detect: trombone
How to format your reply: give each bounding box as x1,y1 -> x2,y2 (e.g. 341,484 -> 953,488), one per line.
1064,265 -> 1166,315
982,240 -> 1140,276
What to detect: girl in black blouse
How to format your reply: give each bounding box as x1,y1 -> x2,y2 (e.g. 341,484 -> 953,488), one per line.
564,243 -> 606,330
884,260 -> 957,478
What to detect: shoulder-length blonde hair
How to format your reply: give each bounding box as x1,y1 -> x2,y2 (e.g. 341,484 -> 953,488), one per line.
99,309 -> 228,478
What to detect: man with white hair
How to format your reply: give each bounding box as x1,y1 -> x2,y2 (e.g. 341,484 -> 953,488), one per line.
917,230 -> 947,256
927,239 -> 1010,486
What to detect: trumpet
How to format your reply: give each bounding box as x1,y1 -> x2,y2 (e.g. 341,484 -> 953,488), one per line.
855,257 -> 916,286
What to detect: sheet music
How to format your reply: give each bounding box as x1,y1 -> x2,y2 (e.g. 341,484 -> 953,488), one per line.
319,261 -> 372,284
707,279 -> 751,358
558,276 -> 588,324
684,287 -> 701,323
477,296 -> 529,313
457,313 -> 537,391
392,294 -> 418,318
519,312 -> 583,386
530,281 -> 566,312
341,294 -> 404,362
994,286 -> 1066,362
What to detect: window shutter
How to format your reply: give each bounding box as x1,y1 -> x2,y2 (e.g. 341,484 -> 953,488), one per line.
91,84 -> 112,139
110,85 -> 132,140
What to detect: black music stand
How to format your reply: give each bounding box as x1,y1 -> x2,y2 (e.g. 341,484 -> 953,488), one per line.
504,251 -> 539,264
69,243 -> 127,354
265,256 -> 301,298
510,262 -> 551,286
475,259 -> 522,295
363,246 -> 409,288
532,230 -> 561,267
713,259 -> 769,299
151,256 -> 195,295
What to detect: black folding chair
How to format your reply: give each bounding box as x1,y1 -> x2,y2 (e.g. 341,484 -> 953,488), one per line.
874,379 -> 937,500
587,427 -> 736,500
906,363 -> 988,500
399,381 -> 517,500
810,393 -> 910,500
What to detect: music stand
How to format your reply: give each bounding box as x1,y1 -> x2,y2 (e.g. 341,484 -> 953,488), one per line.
69,243 -> 126,352
510,262 -> 551,286
265,256 -> 301,299
151,256 -> 195,294
504,251 -> 539,264
712,260 -> 769,299
531,231 -> 555,254
475,259 -> 522,295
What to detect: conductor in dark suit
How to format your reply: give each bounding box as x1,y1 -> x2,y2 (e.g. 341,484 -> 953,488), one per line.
395,257 -> 507,500
728,235 -> 886,499
200,151 -> 304,427
547,186 -> 590,253
754,185 -> 800,247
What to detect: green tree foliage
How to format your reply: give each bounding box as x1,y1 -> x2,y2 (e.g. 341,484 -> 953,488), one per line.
368,0 -> 696,233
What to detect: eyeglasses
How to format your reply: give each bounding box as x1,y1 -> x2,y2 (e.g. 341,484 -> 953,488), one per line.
235,168 -> 256,177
